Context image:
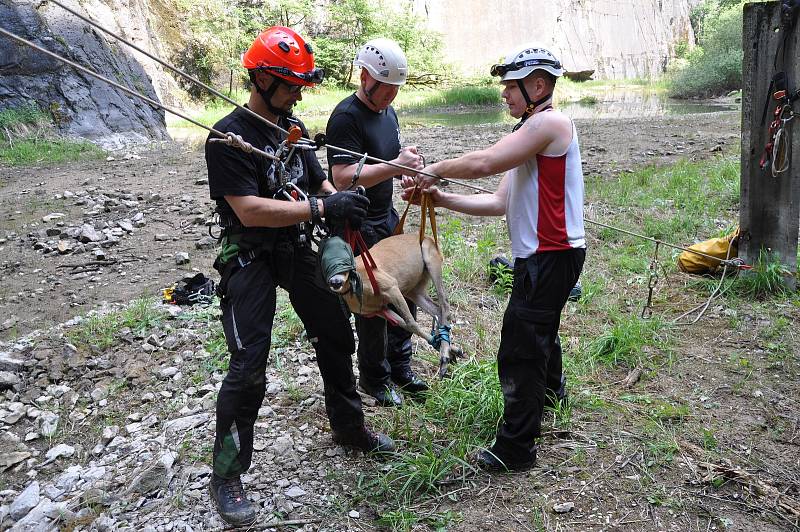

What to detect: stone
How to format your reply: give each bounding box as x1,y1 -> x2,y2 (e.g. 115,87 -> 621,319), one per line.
271,435 -> 294,455
92,515 -> 116,531
552,501 -> 575,514
9,481 -> 39,521
130,461 -> 168,494
78,224 -> 101,243
118,219 -> 134,233
285,486 -> 306,498
38,412 -> 59,437
42,213 -> 65,223
194,236 -> 216,250
164,413 -> 209,435
0,352 -> 24,372
154,234 -> 170,241
0,371 -> 20,390
349,510 -> 360,519
175,252 -> 190,265
45,443 -> 75,461
101,426 -> 119,444
0,451 -> 31,471
8,497 -> 55,532
2,402 -> 28,424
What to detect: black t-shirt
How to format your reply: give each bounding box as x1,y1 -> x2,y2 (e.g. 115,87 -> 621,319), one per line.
325,94 -> 401,222
206,106 -> 325,220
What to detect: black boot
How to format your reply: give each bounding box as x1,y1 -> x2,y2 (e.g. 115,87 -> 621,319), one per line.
475,448 -> 536,472
209,474 -> 257,526
358,381 -> 403,407
545,374 -> 567,409
392,368 -> 429,394
332,425 -> 396,454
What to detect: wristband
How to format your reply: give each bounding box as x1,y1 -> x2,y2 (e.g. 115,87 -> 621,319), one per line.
309,197 -> 322,225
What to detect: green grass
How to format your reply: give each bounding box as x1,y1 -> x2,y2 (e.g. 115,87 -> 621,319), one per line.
0,103 -> 50,130
0,103 -> 105,166
728,250 -> 790,300
586,315 -> 669,368
360,357 -> 502,507
66,297 -> 168,352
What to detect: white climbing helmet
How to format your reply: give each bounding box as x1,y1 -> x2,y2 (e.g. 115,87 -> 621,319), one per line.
353,38 -> 408,86
490,44 -> 565,81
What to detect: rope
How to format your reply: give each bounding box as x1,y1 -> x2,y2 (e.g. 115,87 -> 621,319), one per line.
772,119 -> 792,177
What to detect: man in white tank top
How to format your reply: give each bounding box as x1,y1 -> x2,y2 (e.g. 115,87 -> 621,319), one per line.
403,44 -> 586,471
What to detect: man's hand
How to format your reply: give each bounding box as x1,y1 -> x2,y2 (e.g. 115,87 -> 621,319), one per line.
416,163 -> 441,189
393,146 -> 424,177
401,182 -> 444,207
321,191 -> 370,229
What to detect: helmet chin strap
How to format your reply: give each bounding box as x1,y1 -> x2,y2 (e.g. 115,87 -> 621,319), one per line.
254,74 -> 292,118
513,79 -> 552,131
364,79 -> 383,109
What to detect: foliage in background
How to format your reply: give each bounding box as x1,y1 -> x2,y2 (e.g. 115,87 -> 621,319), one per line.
171,0 -> 446,100
668,0 -> 745,98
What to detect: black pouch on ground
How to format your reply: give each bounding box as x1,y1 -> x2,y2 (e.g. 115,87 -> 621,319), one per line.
167,273 -> 216,305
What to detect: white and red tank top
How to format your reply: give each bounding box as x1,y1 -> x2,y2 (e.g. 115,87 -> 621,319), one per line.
506,120 -> 585,259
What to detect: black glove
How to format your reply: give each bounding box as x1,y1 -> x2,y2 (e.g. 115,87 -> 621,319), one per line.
322,192 -> 370,230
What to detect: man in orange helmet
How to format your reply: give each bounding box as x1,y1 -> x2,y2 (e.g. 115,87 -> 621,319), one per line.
205,27 -> 394,527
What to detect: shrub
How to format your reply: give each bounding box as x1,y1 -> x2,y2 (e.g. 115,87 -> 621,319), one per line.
668,1 -> 744,98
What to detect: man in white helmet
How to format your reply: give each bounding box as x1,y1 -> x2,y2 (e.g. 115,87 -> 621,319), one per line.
404,44 -> 586,471
325,38 -> 427,407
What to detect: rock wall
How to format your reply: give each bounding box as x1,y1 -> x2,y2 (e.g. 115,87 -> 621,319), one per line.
0,0 -> 171,148
413,0 -> 701,79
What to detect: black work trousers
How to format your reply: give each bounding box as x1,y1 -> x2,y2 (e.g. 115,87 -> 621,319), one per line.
213,245 -> 363,479
492,247 -> 585,464
353,210 -> 414,388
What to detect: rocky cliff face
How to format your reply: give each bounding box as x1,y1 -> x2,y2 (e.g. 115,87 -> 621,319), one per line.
413,0 -> 701,79
0,0 -> 170,148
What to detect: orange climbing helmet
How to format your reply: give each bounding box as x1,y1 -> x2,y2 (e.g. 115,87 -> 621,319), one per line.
242,26 -> 324,87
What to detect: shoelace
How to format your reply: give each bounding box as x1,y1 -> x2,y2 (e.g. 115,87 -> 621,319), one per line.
222,477 -> 245,503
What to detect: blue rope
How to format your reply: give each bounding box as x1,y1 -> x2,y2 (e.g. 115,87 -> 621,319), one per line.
429,324 -> 452,349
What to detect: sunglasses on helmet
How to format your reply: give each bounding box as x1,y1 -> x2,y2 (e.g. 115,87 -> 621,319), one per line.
490,58 -> 562,77
260,65 -> 325,85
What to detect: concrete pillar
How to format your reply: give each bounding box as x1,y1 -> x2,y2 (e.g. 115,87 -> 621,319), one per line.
740,1 -> 800,289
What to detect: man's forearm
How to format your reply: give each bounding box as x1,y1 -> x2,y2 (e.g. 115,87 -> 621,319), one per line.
332,163 -> 396,190
438,191 -> 505,216
228,196 -> 316,228
430,150 -> 497,181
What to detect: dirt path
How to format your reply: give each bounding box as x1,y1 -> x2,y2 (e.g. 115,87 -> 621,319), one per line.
0,111 -> 740,340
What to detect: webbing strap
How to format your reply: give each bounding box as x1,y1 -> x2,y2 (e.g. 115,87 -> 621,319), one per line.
393,184 -> 439,248
345,224 -> 380,296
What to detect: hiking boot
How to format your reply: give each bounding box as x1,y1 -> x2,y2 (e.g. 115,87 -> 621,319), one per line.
568,282 -> 582,302
475,448 -> 536,472
332,425 -> 396,454
208,474 -> 257,527
391,369 -> 429,394
545,374 -> 567,410
359,381 -> 403,407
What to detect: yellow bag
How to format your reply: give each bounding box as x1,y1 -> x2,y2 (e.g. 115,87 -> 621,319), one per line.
677,228 -> 739,274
